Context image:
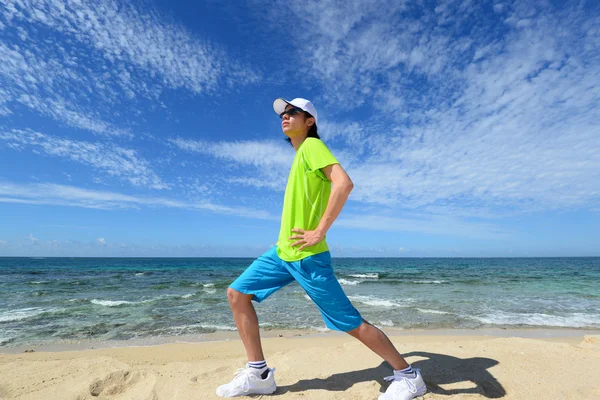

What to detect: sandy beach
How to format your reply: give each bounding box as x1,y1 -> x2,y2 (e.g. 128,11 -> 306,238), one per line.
1,329 -> 599,400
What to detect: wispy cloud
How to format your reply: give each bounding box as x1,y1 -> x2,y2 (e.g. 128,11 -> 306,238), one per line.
254,0 -> 600,215
0,128 -> 168,189
26,233 -> 38,244
0,0 -> 597,251
0,181 -> 277,220
168,131 -> 522,238
337,213 -> 512,240
0,236 -> 274,257
0,0 -> 259,134
169,137 -> 293,168
0,88 -> 11,116
0,26 -> 131,136
169,137 -> 294,191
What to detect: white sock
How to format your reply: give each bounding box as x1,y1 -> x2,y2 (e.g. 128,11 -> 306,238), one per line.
394,365 -> 415,377
248,360 -> 267,370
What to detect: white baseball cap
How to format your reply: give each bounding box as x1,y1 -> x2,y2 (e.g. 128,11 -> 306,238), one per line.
273,97 -> 318,126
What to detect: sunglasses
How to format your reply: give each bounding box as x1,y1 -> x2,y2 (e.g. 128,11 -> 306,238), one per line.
279,108 -> 305,118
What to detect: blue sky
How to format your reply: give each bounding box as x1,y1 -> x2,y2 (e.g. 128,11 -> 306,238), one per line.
0,0 -> 598,257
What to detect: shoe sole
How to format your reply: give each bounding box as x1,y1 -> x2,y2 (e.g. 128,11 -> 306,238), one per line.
378,387 -> 427,400
250,382 -> 276,395
222,383 -> 276,397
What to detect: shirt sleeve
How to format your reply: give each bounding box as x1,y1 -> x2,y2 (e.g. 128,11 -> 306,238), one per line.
301,138 -> 339,174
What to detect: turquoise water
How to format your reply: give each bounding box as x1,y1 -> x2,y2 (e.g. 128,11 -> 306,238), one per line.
1,256 -> 599,348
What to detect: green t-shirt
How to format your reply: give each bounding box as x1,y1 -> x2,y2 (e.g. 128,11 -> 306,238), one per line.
276,138 -> 339,262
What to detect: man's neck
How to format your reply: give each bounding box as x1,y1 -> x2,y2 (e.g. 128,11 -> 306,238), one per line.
291,135 -> 308,152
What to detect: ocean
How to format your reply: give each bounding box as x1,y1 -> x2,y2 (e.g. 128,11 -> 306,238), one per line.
1,255 -> 599,349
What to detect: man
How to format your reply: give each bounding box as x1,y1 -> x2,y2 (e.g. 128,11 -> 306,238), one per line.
216,98 -> 427,399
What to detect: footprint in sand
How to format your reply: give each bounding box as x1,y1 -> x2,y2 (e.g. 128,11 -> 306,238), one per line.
191,366 -> 230,383
88,370 -> 157,398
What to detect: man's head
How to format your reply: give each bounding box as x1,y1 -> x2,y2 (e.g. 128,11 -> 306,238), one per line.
273,98 -> 320,144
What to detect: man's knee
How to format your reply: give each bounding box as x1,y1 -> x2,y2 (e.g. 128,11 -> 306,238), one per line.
227,287 -> 252,307
346,319 -> 370,337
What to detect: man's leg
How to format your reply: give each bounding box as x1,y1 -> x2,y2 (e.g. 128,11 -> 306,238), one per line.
286,252 -> 410,370
217,249 -> 293,397
217,290 -> 277,398
348,320 -> 428,399
287,252 -> 426,398
227,288 -> 265,361
224,247 -> 294,362
347,319 -> 409,370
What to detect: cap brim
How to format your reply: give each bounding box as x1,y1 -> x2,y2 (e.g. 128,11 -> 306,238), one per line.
273,98 -> 292,116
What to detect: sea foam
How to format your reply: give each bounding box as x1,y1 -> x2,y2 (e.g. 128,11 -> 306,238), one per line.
91,299 -> 135,307
348,273 -> 379,279
348,295 -> 406,308
338,279 -> 363,285
474,311 -> 600,328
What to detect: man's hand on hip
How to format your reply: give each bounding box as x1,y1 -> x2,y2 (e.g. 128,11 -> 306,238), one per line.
289,228 -> 325,251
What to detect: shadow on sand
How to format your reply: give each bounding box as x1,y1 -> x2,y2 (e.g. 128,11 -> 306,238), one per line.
274,351 -> 506,398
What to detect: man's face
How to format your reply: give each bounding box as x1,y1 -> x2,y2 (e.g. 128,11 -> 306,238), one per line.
281,105 -> 313,139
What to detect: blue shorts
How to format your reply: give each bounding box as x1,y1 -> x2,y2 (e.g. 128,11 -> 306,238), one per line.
229,247 -> 363,332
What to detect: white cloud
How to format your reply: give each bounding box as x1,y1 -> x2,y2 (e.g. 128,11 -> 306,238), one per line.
253,0 -> 600,216
2,0 -> 259,92
351,6 -> 600,212
170,137 -> 294,191
0,88 -> 11,116
0,128 -> 168,189
176,177 -> 215,197
0,0 -> 259,134
170,136 -> 367,193
0,237 -> 275,257
338,213 -> 512,239
169,137 -> 294,168
26,233 -> 38,244
0,0 -> 596,245
0,35 -> 133,136
0,180 -> 277,220
258,0 -> 472,106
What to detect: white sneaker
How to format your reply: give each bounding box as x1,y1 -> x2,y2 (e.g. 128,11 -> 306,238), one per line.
378,368 -> 427,400
216,364 -> 276,398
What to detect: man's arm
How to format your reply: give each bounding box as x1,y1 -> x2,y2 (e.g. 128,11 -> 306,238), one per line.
315,163 -> 353,235
289,163 -> 353,251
